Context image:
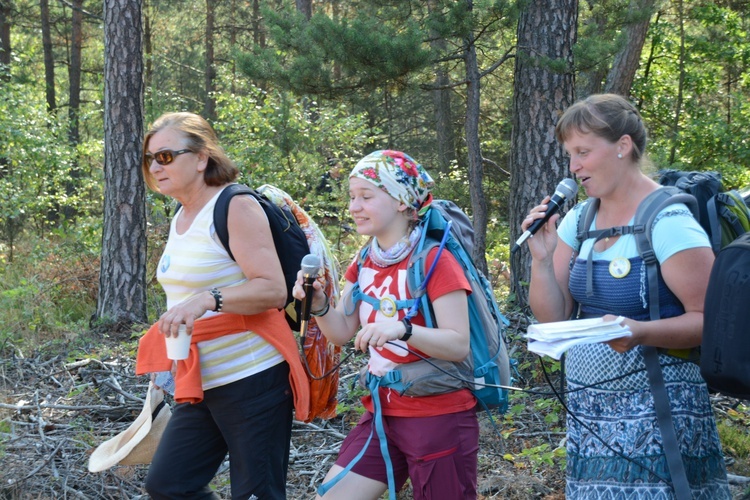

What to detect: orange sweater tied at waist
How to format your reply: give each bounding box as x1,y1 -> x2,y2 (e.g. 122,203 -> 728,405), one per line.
135,311 -> 311,422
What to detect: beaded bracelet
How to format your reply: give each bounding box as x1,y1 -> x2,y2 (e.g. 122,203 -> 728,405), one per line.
310,292 -> 330,317
209,288 -> 223,312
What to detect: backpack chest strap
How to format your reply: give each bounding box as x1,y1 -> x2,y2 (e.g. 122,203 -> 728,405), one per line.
349,285 -> 415,316
582,225 -> 638,297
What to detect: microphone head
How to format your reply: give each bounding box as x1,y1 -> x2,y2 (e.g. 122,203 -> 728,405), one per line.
301,254 -> 321,276
556,178 -> 578,200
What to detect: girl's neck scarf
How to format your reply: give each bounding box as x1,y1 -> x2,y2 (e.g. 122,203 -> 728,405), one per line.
369,226 -> 422,268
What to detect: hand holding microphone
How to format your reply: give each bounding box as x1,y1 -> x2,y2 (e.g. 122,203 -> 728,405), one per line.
299,254 -> 321,339
512,178 -> 578,254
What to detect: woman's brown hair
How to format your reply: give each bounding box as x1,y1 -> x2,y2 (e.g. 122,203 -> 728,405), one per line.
555,94 -> 647,163
142,112 -> 238,192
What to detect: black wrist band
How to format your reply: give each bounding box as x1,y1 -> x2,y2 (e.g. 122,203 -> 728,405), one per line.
209,288 -> 223,312
311,292 -> 330,317
400,318 -> 413,342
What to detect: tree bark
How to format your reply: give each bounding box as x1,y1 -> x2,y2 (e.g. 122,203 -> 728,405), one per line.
40,0 -> 56,112
68,0 -> 82,146
463,0 -> 489,275
509,0 -> 577,305
296,0 -> 311,20
0,0 -> 9,80
577,0 -> 607,98
428,0 -> 455,173
98,0 -> 147,328
604,0 -> 655,97
144,0 -> 152,93
669,0 -> 685,164
204,0 -> 216,121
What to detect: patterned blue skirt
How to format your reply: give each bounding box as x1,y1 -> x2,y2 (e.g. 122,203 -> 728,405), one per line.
565,344 -> 731,499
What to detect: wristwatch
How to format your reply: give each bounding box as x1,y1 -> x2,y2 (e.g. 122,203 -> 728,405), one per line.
400,318 -> 413,342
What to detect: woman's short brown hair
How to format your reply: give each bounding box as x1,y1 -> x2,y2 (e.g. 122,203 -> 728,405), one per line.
142,112 -> 238,192
555,94 -> 648,163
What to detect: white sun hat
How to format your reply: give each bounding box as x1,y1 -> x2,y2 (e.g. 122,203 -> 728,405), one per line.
88,381 -> 171,472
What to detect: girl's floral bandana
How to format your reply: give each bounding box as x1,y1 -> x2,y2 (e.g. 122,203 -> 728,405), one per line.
349,150 -> 434,210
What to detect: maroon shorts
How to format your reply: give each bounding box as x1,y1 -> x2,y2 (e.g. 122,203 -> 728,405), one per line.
335,409 -> 479,500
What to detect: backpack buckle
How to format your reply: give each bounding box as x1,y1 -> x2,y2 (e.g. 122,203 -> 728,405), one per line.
641,248 -> 657,264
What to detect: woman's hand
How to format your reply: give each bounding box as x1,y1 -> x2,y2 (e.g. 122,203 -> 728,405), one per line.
157,292 -> 213,338
603,315 -> 642,353
521,196 -> 561,260
354,321 -> 405,352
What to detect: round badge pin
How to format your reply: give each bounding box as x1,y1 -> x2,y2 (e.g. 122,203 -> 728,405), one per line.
380,296 -> 398,317
609,257 -> 631,278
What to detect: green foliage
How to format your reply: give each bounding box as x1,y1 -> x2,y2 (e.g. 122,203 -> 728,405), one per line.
717,403 -> 750,463
212,77 -> 374,202
240,5 -> 433,97
0,80 -> 104,261
634,2 -> 750,180
0,235 -> 99,344
515,442 -> 566,471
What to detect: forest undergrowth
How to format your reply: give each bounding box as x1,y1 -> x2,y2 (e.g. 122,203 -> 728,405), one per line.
0,236 -> 748,498
1,314 -> 748,499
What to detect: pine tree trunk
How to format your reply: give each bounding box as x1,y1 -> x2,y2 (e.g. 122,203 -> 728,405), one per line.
40,0 -> 56,112
428,0 -> 455,173
604,0 -> 655,97
0,0 -> 9,80
463,0 -> 488,275
98,0 -> 148,329
68,0 -> 82,146
296,0 -> 311,20
204,0 -> 216,121
509,0 -> 577,305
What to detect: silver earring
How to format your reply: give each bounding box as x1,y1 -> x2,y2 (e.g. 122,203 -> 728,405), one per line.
617,153 -> 623,159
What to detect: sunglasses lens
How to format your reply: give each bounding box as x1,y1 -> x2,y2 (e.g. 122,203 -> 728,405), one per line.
155,151 -> 174,165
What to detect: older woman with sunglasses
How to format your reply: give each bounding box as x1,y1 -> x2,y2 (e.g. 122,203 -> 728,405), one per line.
135,112 -> 308,499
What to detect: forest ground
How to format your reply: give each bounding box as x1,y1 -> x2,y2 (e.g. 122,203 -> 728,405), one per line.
1,314 -> 748,499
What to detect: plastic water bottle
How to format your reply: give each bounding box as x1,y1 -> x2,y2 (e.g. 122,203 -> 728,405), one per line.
153,370 -> 175,395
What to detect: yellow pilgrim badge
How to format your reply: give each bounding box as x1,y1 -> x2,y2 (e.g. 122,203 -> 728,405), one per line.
609,257 -> 631,278
380,296 -> 398,317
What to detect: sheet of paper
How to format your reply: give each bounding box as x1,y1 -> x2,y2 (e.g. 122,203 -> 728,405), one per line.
525,317 -> 632,359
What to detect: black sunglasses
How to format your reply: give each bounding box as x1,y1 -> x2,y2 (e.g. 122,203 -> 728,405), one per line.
145,149 -> 192,166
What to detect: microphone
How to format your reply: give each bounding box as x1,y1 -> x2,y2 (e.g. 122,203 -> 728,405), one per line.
299,254 -> 321,338
511,178 -> 578,254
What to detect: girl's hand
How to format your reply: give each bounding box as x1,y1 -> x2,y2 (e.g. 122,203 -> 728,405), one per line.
354,321 -> 405,352
291,270 -> 327,312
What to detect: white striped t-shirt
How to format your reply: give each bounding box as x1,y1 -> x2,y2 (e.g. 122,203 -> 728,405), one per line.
156,187 -> 284,390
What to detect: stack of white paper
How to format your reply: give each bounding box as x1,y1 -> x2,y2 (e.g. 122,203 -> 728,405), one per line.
525,316 -> 631,360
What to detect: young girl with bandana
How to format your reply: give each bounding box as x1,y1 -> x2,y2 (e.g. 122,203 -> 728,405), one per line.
294,150 -> 478,499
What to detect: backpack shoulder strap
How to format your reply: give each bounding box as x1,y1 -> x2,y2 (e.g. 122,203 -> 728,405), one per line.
213,183 -> 260,262
635,186 -> 698,499
347,245 -> 412,315
575,198 -> 600,249
633,187 -> 698,320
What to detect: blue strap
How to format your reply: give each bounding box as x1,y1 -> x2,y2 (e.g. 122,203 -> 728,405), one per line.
404,219 -> 452,321
368,374 -> 397,499
316,418 -> 376,496
316,375 -> 397,498
349,290 -> 413,314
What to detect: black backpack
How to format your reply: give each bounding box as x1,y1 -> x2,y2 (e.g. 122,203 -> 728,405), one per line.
210,184 -> 310,330
700,232 -> 750,400
658,169 -> 750,253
